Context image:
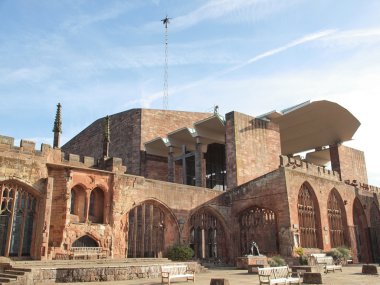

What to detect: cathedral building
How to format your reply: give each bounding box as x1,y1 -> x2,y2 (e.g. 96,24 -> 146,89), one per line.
0,100 -> 379,264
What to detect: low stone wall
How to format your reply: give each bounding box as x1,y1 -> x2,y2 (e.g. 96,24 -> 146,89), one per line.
30,262 -> 199,283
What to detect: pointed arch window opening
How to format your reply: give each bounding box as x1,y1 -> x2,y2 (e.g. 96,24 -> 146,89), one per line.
0,182 -> 37,257
239,207 -> 277,255
298,184 -> 320,248
327,191 -> 346,248
127,202 -> 166,258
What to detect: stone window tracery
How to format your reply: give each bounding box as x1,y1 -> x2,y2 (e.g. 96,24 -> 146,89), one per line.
127,202 -> 165,258
239,207 -> 277,255
189,210 -> 226,261
298,183 -> 320,248
327,190 -> 346,247
0,182 -> 37,257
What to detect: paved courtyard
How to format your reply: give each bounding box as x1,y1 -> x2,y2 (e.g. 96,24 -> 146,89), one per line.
41,265 -> 379,285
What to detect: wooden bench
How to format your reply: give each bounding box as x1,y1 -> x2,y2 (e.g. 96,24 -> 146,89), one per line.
308,254 -> 342,273
161,265 -> 195,285
258,266 -> 301,285
69,247 -> 107,260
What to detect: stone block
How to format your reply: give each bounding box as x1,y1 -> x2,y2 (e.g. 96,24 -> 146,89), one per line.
303,272 -> 323,284
21,139 -> 35,152
210,278 -> 230,285
362,264 -> 378,275
0,135 -> 14,146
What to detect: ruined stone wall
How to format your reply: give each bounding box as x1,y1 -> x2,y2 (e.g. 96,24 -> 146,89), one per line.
330,144 -> 368,184
225,111 -> 281,189
200,168 -> 290,261
281,155 -> 378,262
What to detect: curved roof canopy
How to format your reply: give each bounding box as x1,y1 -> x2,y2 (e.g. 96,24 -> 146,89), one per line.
260,100 -> 361,155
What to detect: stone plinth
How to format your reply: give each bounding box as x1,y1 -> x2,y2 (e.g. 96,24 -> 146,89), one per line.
362,264 -> 378,275
236,256 -> 268,269
291,265 -> 319,275
247,264 -> 264,274
303,272 -> 323,284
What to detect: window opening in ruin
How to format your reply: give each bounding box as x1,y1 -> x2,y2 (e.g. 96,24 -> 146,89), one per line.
370,203 -> 380,262
298,183 -> 321,248
205,143 -> 226,191
239,207 -> 277,255
189,210 -> 226,261
70,186 -> 86,223
72,235 -> 98,247
327,190 -> 346,248
128,202 -> 165,258
0,182 -> 37,257
88,188 -> 104,223
353,198 -> 371,262
70,189 -> 75,214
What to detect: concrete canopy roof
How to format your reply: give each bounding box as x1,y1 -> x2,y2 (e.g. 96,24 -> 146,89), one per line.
144,137 -> 170,157
305,148 -> 331,166
262,100 -> 361,155
194,114 -> 225,144
167,127 -> 197,152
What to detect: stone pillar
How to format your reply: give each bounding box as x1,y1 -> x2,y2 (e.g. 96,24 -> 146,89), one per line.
41,176 -> 54,259
168,147 -> 175,182
195,138 -> 206,187
85,190 -> 91,222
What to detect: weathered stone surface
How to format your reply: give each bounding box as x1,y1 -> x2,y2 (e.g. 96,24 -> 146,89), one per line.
303,272 -> 323,284
362,264 -> 378,275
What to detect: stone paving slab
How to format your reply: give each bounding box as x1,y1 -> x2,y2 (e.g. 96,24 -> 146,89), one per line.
37,265 -> 380,285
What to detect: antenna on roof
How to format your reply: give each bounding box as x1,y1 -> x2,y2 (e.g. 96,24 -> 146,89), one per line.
161,15 -> 171,110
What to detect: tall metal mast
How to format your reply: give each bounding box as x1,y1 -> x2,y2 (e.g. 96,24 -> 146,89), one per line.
161,15 -> 171,110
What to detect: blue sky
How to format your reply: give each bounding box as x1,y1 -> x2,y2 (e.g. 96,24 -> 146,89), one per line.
0,0 -> 379,185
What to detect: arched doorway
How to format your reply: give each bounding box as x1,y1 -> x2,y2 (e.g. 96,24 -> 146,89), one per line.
239,206 -> 277,255
127,200 -> 174,258
370,203 -> 380,262
72,235 -> 99,247
0,181 -> 38,257
189,208 -> 227,262
297,183 -> 322,248
327,189 -> 348,247
353,198 -> 371,262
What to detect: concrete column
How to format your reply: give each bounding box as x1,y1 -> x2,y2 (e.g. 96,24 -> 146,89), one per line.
195,138 -> 206,187
168,147 -> 175,182
181,145 -> 187,185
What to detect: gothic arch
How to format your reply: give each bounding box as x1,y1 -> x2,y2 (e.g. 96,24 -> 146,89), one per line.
0,180 -> 39,257
327,188 -> 348,248
297,182 -> 322,248
70,184 -> 86,222
353,198 -> 371,262
89,187 -> 104,223
72,234 -> 100,247
238,206 -> 278,255
127,199 -> 177,258
370,202 -> 380,262
189,207 -> 227,262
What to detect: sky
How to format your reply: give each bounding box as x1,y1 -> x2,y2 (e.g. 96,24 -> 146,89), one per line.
0,0 -> 379,185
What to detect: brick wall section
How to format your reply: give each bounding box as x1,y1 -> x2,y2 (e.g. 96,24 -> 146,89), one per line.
330,144 -> 368,184
62,109 -> 142,175
225,111 -> 281,188
63,109 -> 210,178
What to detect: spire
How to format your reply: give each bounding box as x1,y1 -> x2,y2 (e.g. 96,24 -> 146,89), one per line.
103,115 -> 110,157
53,103 -> 62,148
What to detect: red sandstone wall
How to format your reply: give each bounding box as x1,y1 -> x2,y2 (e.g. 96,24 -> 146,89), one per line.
225,111 -> 281,188
330,144 -> 368,184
